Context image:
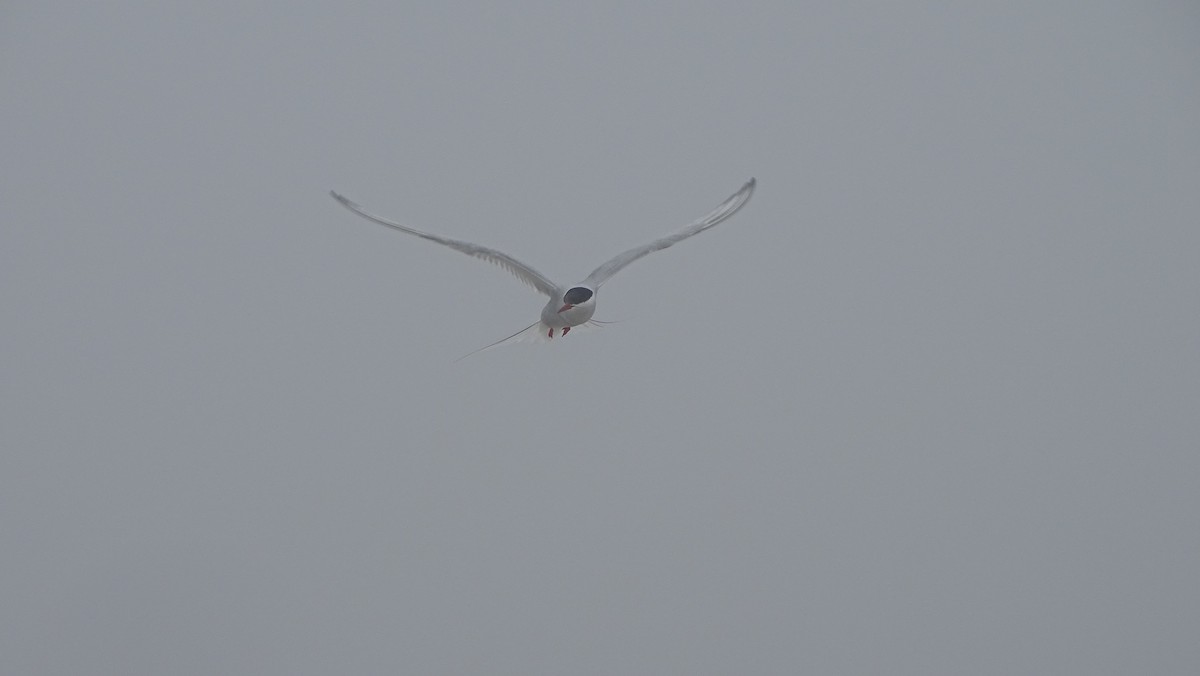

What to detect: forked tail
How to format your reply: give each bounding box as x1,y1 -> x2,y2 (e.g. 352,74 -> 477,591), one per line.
454,321 -> 551,362
454,318 -> 616,361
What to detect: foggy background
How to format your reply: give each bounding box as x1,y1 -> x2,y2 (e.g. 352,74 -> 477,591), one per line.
3,2 -> 1198,674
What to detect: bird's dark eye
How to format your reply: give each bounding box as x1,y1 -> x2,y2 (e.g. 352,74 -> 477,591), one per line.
564,287 -> 593,304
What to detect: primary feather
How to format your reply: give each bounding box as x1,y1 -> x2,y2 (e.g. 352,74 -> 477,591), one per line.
329,191 -> 560,297
583,177 -> 756,288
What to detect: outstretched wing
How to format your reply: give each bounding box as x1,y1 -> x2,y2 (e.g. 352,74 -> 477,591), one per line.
330,191 -> 560,298
583,178 -> 756,288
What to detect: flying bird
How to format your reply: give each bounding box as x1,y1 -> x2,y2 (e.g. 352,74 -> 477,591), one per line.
329,177 -> 756,354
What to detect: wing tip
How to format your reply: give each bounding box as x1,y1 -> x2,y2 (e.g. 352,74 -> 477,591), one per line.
727,177 -> 756,209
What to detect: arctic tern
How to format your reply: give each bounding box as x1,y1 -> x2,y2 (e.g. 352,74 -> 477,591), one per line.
329,178 -> 756,354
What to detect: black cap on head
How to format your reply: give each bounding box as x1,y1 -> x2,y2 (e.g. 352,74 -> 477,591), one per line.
564,287 -> 593,304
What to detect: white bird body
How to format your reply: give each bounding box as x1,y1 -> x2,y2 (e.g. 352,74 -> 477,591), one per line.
330,178 -> 756,353
541,296 -> 596,333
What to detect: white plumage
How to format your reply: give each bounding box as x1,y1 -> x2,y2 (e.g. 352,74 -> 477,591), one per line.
330,178 -> 756,354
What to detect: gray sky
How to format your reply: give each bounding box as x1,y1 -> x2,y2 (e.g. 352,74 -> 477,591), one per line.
3,2 -> 1198,674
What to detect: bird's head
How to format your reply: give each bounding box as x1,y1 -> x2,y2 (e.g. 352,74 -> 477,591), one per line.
558,286 -> 595,313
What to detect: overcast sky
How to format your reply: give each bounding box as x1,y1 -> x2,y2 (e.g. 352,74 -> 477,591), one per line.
3,2 -> 1198,674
